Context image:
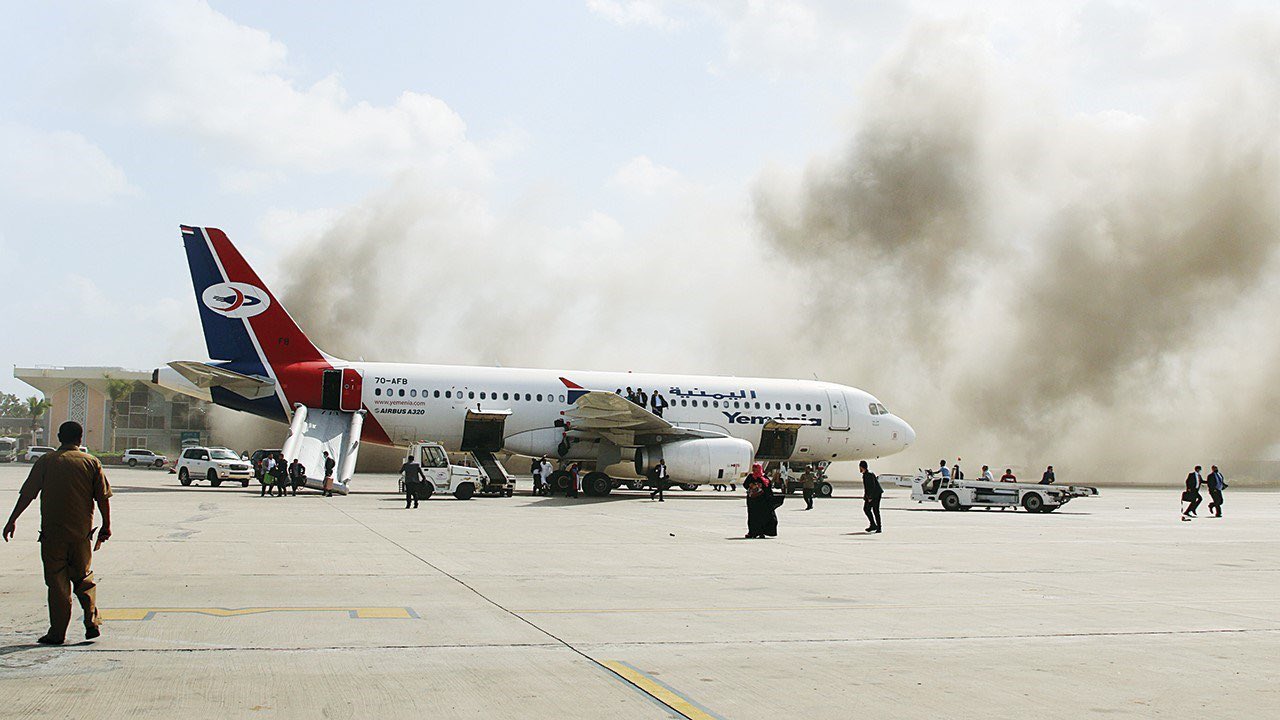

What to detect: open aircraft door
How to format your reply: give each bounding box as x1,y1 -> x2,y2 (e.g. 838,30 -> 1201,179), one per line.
321,368 -> 363,412
461,408 -> 512,452
825,389 -> 850,431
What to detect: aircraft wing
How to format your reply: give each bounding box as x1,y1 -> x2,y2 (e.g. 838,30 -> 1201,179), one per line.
559,378 -> 725,446
167,361 -> 277,400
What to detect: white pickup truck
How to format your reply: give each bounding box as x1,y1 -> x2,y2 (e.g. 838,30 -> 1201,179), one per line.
884,470 -> 1098,513
399,442 -> 513,500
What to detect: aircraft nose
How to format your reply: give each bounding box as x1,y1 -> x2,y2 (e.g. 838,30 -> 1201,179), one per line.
898,418 -> 916,447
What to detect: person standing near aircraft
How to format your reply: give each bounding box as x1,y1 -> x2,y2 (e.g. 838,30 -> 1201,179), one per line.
288,458 -> 306,496
3,421 -> 112,645
1040,466 -> 1055,485
260,455 -> 275,497
530,457 -> 542,496
1181,465 -> 1203,521
650,391 -> 667,418
800,467 -> 816,510
861,460 -> 882,533
565,463 -> 580,498
743,464 -> 779,539
625,387 -> 637,405
401,454 -> 422,509
650,460 -> 668,502
637,388 -> 649,409
274,453 -> 288,497
322,451 -> 336,497
540,457 -> 554,496
1206,465 -> 1227,517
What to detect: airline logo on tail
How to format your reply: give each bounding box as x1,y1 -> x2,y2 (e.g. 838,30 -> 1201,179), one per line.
201,282 -> 271,318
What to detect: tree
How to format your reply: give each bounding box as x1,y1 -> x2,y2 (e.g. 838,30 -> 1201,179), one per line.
26,396 -> 50,445
0,392 -> 24,418
105,378 -> 134,452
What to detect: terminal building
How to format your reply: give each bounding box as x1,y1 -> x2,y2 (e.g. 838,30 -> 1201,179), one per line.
13,366 -> 211,454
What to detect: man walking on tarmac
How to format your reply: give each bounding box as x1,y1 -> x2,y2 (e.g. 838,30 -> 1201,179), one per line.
4,421 -> 112,644
1207,465 -> 1227,518
800,466 -> 816,510
401,454 -> 423,508
322,451 -> 336,496
650,460 -> 668,502
861,460 -> 882,533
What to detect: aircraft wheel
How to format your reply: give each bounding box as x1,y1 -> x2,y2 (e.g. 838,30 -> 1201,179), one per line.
179,468 -> 191,486
817,482 -> 833,497
680,483 -> 698,491
940,491 -> 962,511
627,480 -> 645,491
585,472 -> 612,496
1022,492 -> 1045,513
454,483 -> 474,500
547,470 -> 571,494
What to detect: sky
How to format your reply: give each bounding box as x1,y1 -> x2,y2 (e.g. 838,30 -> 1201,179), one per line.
4,1 -> 1280,479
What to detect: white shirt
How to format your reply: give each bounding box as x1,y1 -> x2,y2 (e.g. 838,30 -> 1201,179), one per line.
982,469 -> 994,481
541,460 -> 553,478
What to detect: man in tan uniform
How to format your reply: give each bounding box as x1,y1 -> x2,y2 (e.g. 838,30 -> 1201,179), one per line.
4,421 -> 112,645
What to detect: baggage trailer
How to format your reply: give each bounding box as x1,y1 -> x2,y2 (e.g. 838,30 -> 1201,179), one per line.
885,470 -> 1098,513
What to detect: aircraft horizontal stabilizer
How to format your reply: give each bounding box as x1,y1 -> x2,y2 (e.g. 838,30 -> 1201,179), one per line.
167,361 -> 277,400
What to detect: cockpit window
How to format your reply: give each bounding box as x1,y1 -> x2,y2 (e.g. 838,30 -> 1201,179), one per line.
868,403 -> 880,416
877,403 -> 888,415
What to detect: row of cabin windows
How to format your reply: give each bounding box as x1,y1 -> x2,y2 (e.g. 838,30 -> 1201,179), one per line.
372,387 -> 824,414
675,399 -> 822,412
374,387 -> 567,403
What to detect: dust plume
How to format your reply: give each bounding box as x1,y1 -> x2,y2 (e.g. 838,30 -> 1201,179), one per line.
754,17 -> 1280,482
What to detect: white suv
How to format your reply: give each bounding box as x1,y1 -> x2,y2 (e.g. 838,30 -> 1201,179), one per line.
24,446 -> 56,462
122,448 -> 167,468
176,446 -> 253,487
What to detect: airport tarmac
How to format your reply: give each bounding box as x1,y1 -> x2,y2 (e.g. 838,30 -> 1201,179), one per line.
1,465 -> 1278,719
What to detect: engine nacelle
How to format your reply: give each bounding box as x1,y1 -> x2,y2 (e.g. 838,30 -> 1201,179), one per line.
634,437 -> 753,484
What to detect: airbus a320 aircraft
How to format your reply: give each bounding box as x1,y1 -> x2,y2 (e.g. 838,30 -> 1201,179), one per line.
156,226 -> 915,495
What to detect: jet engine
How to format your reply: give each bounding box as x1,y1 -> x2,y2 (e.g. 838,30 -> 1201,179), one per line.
634,437 -> 753,484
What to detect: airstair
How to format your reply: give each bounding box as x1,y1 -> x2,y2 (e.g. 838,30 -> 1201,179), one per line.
281,404 -> 364,496
470,450 -> 515,496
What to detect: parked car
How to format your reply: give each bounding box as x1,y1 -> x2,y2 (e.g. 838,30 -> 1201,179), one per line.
24,446 -> 56,462
176,446 -> 253,487
122,448 -> 167,468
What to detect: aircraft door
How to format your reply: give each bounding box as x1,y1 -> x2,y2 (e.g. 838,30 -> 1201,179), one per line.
826,390 -> 850,431
321,369 -> 342,411
340,368 -> 363,412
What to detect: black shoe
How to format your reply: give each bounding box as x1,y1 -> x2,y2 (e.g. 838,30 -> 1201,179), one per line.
85,626 -> 101,640
36,634 -> 64,645
866,526 -> 876,532
873,528 -> 882,533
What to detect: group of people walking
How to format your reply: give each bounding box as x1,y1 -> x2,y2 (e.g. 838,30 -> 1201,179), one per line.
257,451 -> 336,497
741,461 -> 881,538
257,453 -> 305,497
617,387 -> 668,417
1182,465 -> 1227,521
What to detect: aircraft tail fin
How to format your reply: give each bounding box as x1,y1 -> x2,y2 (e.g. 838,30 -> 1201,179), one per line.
180,225 -> 330,420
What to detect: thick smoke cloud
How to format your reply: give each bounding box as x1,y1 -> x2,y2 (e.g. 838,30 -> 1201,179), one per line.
755,17 -> 1280,482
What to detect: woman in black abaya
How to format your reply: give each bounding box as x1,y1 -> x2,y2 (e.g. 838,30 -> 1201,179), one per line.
744,463 -> 779,538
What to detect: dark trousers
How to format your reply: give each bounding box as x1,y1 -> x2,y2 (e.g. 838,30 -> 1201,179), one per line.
405,482 -> 419,507
650,482 -> 665,501
275,481 -> 286,497
260,482 -> 270,496
41,534 -> 99,640
803,487 -> 814,509
1184,492 -> 1202,515
864,496 -> 882,530
1208,488 -> 1224,516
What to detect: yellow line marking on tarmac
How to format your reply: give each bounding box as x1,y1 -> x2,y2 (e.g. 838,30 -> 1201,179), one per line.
601,660 -> 721,720
101,607 -> 417,621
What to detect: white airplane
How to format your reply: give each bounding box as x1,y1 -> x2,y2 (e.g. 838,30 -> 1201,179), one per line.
156,225 -> 915,495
